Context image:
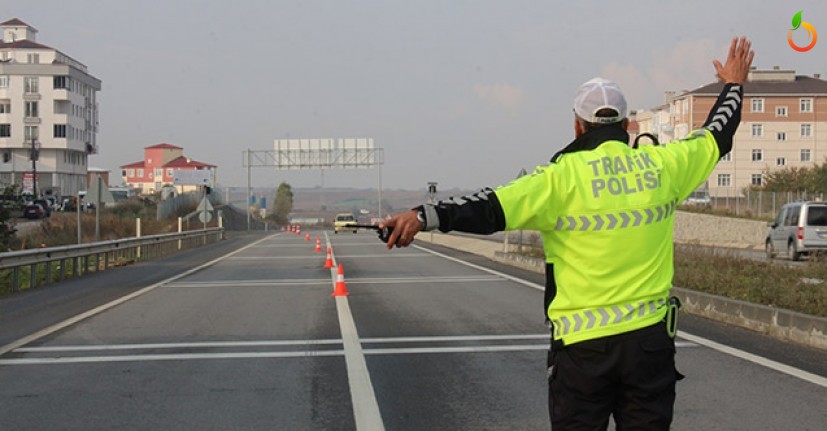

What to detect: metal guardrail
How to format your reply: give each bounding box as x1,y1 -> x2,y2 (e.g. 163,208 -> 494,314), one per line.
0,228 -> 224,294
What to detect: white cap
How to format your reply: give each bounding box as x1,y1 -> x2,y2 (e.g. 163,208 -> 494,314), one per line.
573,78 -> 627,124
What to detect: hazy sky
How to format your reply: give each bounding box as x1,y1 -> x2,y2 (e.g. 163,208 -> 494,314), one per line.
7,0 -> 826,190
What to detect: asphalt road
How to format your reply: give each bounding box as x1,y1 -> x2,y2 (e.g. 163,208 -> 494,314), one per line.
0,231 -> 824,430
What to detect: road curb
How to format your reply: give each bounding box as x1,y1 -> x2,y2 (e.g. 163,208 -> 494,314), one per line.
415,232 -> 827,351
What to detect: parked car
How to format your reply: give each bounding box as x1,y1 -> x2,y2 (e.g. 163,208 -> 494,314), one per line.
766,201 -> 827,261
33,199 -> 53,217
333,213 -> 358,234
23,203 -> 46,219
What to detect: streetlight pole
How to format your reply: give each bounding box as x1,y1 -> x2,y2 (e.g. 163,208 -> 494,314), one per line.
30,137 -> 39,199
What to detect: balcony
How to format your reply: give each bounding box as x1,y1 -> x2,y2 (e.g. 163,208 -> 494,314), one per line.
53,88 -> 70,100
23,116 -> 41,124
23,92 -> 41,101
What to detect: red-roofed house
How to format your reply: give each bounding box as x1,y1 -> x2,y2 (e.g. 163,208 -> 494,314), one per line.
120,143 -> 217,195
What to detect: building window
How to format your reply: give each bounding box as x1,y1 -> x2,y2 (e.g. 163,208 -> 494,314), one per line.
24,101 -> 38,118
24,77 -> 39,93
0,124 -> 10,137
27,53 -> 39,64
717,174 -> 731,187
751,124 -> 763,137
751,174 -> 763,186
166,168 -> 174,177
801,124 -> 812,137
24,126 -> 39,140
53,76 -> 69,89
750,98 -> 764,112
0,75 -> 8,88
751,149 -> 763,162
801,149 -> 811,162
0,100 -> 9,114
776,157 -> 786,166
800,98 -> 813,113
775,106 -> 788,117
54,124 -> 66,138
137,169 -> 144,178
777,132 -> 786,141
720,152 -> 732,162
128,169 -> 135,177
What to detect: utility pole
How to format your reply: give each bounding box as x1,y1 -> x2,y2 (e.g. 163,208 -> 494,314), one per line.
30,137 -> 39,199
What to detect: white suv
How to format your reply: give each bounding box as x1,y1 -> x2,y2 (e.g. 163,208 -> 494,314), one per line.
766,201 -> 827,261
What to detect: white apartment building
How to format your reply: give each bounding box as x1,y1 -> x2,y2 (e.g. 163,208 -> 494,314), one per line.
0,18 -> 101,197
636,67 -> 827,198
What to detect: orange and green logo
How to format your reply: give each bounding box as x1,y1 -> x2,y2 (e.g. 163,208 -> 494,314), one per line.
788,10 -> 817,52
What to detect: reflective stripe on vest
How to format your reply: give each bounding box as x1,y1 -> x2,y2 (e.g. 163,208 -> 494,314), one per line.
553,200 -> 678,232
551,298 -> 667,339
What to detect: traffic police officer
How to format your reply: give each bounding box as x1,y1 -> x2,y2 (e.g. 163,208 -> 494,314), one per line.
382,37 -> 755,430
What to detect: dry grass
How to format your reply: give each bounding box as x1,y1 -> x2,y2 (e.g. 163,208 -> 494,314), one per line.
14,199 -> 196,250
673,246 -> 827,317
514,244 -> 827,317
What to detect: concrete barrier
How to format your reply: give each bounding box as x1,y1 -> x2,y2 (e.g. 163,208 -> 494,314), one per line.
674,211 -> 768,249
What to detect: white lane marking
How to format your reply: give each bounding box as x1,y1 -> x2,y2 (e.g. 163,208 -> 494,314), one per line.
412,244 -> 544,291
328,243 -> 390,246
363,334 -> 549,343
678,331 -> 827,388
254,244 -> 328,248
13,337 -> 697,354
333,254 -> 432,258
165,276 -> 501,289
226,256 -> 323,260
326,231 -> 386,431
0,234 -> 279,357
0,350 -> 346,365
16,339 -> 345,352
168,280 -> 331,288
347,276 -> 500,285
367,342 -> 699,355
1,342 -> 700,366
413,243 -> 826,388
367,345 -> 549,355
225,254 -> 432,260
334,285 -> 386,431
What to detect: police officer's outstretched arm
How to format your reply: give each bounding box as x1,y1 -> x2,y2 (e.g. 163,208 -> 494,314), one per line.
703,37 -> 755,156
380,188 -> 507,249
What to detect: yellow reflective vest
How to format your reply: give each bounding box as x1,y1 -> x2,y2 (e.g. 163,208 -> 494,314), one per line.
495,129 -> 720,345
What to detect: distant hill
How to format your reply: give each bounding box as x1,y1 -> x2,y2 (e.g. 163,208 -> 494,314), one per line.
220,186 -> 476,222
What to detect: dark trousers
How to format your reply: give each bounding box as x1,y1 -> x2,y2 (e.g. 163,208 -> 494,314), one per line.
547,322 -> 681,430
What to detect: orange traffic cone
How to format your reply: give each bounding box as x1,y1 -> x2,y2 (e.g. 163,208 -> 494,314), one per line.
314,237 -> 322,252
305,233 -> 311,242
296,228 -> 301,236
323,247 -> 334,269
332,263 -> 349,297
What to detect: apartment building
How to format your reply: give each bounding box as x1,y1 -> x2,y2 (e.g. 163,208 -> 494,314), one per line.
0,18 -> 102,197
121,143 -> 216,195
638,67 -> 826,198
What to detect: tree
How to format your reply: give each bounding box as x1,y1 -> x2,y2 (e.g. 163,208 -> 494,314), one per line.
755,161 -> 827,195
270,182 -> 293,225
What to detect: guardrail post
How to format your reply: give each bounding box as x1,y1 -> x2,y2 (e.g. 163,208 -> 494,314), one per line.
218,215 -> 224,240
12,267 -> 19,292
59,258 -> 66,281
45,261 -> 52,284
178,217 -> 183,250
29,263 -> 36,290
136,218 -> 142,259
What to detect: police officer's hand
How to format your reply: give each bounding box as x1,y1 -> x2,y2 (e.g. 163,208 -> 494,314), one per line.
380,210 -> 422,249
713,36 -> 755,85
